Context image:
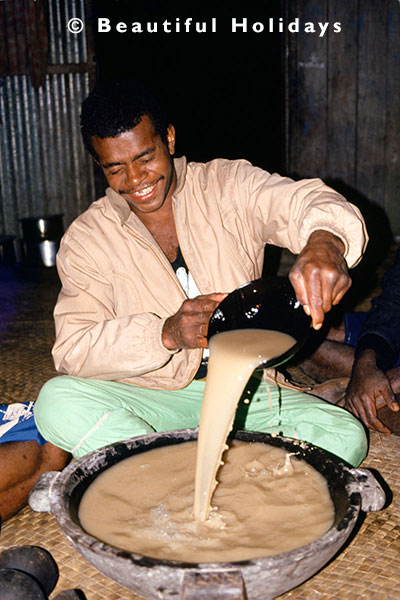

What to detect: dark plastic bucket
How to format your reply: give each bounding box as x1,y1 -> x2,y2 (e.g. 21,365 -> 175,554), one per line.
208,276 -> 312,369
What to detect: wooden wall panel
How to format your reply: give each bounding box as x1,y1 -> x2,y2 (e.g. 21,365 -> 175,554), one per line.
286,0 -> 329,177
326,0 -> 358,185
285,0 -> 400,238
384,2 -> 400,234
355,0 -> 387,204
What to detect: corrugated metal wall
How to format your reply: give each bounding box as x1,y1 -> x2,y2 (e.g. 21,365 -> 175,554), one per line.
0,0 -> 95,240
47,0 -> 87,64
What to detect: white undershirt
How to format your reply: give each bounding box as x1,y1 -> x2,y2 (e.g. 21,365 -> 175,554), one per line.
175,266 -> 210,362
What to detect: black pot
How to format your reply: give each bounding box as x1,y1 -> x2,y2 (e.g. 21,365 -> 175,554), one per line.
0,545 -> 58,597
208,276 -> 311,368
29,430 -> 385,600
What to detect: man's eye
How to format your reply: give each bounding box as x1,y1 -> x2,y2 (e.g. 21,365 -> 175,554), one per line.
140,156 -> 155,164
109,169 -> 122,175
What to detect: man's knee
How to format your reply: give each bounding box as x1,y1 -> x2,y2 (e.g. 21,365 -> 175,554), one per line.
41,442 -> 70,471
35,375 -> 72,406
34,376 -> 74,444
34,376 -> 156,457
35,375 -> 69,412
340,412 -> 368,467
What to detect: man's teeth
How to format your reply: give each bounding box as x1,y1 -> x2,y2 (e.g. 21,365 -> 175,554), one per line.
133,184 -> 156,196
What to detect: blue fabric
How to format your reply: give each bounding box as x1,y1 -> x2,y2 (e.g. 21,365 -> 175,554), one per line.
344,312 -> 367,347
344,312 -> 400,367
0,402 -> 47,445
355,249 -> 400,370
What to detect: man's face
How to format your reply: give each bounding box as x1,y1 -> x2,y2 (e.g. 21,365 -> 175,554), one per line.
92,115 -> 176,217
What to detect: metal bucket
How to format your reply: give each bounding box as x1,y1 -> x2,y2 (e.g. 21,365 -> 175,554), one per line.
29,430 -> 386,600
20,214 -> 64,267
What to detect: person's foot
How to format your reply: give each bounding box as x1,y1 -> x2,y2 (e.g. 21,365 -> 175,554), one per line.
308,377 -> 350,404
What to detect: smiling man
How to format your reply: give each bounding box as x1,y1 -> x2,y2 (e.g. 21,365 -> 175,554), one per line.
33,79 -> 369,467
94,118 -> 177,220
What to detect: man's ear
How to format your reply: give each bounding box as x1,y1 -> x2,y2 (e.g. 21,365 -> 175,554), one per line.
167,125 -> 176,155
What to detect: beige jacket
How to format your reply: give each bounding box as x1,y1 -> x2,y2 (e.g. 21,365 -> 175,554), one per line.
53,157 -> 368,389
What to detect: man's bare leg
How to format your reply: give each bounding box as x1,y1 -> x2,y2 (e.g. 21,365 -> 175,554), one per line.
300,341 -> 355,382
299,321 -> 355,383
388,367 -> 400,395
0,441 -> 70,521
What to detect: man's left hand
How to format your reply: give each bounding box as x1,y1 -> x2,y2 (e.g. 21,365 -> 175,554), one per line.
289,230 -> 351,330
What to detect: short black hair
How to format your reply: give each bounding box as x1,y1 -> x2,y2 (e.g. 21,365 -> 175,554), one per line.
80,79 -> 171,158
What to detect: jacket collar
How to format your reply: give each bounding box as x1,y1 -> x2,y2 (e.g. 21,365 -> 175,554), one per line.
105,156 -> 187,225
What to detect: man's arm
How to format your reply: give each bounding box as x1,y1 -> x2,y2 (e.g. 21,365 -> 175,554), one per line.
229,161 -> 368,269
226,162 -> 368,328
53,239 -> 180,380
342,249 -> 400,432
355,248 -> 400,370
53,236 -> 226,379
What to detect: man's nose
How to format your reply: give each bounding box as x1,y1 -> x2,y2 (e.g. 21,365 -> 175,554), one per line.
125,163 -> 145,186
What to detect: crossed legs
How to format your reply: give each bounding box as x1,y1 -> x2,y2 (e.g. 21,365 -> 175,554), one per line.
34,374 -> 368,467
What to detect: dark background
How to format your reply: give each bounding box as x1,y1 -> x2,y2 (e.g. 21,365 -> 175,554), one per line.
92,0 -> 284,172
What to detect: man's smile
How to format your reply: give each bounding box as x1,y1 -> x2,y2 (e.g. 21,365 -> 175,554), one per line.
121,178 -> 162,200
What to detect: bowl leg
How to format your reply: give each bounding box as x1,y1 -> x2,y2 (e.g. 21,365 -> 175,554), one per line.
182,570 -> 251,600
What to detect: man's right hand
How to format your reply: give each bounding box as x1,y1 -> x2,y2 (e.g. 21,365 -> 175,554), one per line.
342,349 -> 399,434
162,293 -> 227,351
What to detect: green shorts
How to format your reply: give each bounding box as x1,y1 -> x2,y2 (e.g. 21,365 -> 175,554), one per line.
34,375 -> 367,466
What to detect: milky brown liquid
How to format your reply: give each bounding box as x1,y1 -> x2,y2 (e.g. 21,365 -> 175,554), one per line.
78,327 -> 335,563
194,329 -> 297,521
78,440 -> 334,563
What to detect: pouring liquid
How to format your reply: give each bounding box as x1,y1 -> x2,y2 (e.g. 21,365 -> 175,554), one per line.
78,327 -> 335,563
193,328 -> 296,522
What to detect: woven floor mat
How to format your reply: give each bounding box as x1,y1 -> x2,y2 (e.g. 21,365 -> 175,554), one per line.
0,266 -> 60,404
1,263 -> 400,598
1,431 -> 399,600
